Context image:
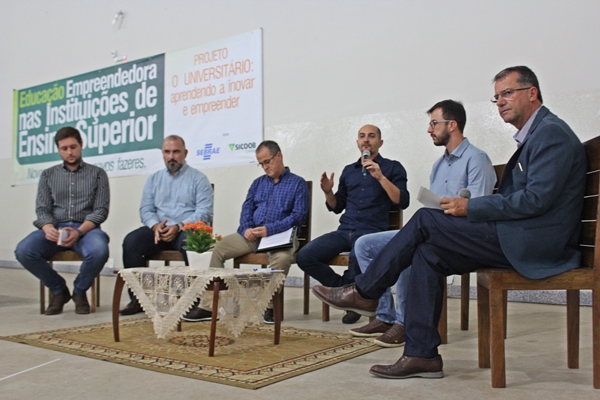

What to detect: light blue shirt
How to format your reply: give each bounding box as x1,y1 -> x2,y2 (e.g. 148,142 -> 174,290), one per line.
429,137 -> 496,198
513,106 -> 542,147
140,163 -> 213,228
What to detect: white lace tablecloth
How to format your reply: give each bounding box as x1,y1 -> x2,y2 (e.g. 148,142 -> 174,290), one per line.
119,267 -> 286,339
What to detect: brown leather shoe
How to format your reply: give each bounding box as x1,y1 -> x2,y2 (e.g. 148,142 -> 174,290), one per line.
350,319 -> 393,337
120,299 -> 143,315
374,324 -> 405,348
312,284 -> 378,316
72,292 -> 90,314
370,354 -> 443,379
45,287 -> 71,315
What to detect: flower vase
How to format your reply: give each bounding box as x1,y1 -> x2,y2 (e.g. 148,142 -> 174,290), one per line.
186,251 -> 213,270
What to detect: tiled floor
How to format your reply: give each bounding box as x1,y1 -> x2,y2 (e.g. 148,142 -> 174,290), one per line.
0,267 -> 598,399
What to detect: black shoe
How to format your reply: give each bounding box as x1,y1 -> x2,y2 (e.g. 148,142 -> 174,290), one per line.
182,305 -> 213,322
72,292 -> 90,314
263,308 -> 275,324
342,310 -> 362,324
45,287 -> 71,315
120,299 -> 143,316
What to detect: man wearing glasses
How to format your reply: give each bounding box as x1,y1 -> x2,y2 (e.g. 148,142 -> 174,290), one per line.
297,124 -> 409,324
208,140 -> 309,323
311,66 -> 586,379
349,100 -> 496,347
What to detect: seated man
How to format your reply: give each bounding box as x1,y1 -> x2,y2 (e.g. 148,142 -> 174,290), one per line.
120,135 -> 213,316
208,140 -> 309,324
297,124 -> 409,324
312,66 -> 587,379
350,100 -> 496,347
15,126 -> 110,315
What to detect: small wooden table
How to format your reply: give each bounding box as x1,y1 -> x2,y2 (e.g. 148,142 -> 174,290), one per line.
112,267 -> 284,356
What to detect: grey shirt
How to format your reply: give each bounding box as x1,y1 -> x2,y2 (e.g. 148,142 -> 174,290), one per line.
34,161 -> 110,228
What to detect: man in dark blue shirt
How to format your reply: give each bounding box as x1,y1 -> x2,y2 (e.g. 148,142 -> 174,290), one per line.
297,124 -> 409,323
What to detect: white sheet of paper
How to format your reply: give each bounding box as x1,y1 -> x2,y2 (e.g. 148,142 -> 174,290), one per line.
256,227 -> 294,251
417,186 -> 443,210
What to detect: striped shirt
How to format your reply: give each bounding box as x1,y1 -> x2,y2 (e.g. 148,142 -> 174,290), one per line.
34,161 -> 110,228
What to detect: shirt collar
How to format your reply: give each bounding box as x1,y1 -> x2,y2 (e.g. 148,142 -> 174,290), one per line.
443,137 -> 470,160
61,160 -> 85,172
270,167 -> 290,182
354,153 -> 383,167
513,105 -> 542,147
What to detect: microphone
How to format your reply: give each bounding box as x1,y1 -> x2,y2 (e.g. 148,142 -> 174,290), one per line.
362,150 -> 371,176
458,188 -> 471,199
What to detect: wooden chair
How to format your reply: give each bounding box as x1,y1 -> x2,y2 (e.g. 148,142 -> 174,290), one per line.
42,250 -> 100,313
233,181 -> 313,315
477,136 -> 600,388
319,207 -> 403,321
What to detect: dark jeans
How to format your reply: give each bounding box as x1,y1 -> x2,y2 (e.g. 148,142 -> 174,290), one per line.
122,226 -> 188,299
15,222 -> 110,295
296,229 -> 362,287
355,208 -> 512,358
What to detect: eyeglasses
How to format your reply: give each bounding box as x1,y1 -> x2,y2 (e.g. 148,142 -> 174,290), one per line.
429,120 -> 452,128
491,87 -> 532,104
257,152 -> 279,168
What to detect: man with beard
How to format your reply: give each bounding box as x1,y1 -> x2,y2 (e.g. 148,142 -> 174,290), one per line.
15,126 -> 110,315
348,100 -> 495,347
312,66 -> 586,379
297,124 -> 409,324
119,135 -> 213,316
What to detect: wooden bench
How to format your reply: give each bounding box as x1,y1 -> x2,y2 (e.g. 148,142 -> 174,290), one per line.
477,135 -> 600,388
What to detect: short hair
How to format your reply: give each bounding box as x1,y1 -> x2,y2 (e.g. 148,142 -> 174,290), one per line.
164,135 -> 186,149
54,126 -> 82,146
256,140 -> 281,156
426,100 -> 467,133
493,65 -> 543,103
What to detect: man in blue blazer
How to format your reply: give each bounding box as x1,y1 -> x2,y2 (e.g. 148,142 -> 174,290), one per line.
311,66 -> 587,379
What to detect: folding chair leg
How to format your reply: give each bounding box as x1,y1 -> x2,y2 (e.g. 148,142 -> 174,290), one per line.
566,289 -> 580,369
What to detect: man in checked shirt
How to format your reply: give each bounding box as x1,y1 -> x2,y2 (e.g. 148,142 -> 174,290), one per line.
15,126 -> 110,315
205,140 -> 309,324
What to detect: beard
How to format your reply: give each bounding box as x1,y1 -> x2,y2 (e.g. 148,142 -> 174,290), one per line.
167,160 -> 184,173
432,129 -> 450,147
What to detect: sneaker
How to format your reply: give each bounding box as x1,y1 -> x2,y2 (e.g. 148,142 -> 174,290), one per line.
182,305 -> 213,322
342,310 -> 362,324
349,319 -> 393,337
72,292 -> 90,314
263,308 -> 274,324
45,287 -> 71,315
374,323 -> 406,348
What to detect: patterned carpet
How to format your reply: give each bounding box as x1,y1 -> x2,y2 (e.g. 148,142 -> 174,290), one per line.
1,318 -> 381,389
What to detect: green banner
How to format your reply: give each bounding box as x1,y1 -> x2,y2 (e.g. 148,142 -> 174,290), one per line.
14,55 -> 165,165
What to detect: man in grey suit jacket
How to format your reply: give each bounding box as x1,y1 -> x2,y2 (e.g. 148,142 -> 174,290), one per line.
311,66 -> 587,379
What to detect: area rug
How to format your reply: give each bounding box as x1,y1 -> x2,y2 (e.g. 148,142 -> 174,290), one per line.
1,319 -> 380,389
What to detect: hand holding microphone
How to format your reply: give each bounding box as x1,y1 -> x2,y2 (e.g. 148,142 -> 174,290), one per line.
440,188 -> 470,216
362,150 -> 371,176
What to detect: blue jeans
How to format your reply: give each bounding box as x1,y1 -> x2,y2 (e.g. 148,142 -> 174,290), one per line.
296,229 -> 362,287
355,230 -> 410,325
15,222 -> 110,295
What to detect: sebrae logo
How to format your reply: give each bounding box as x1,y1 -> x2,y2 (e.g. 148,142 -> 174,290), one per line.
228,142 -> 257,152
196,143 -> 220,160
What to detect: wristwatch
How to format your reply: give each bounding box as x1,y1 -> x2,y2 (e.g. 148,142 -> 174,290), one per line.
177,222 -> 184,231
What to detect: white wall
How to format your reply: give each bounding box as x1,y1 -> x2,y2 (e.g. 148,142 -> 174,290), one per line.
2,0 -> 600,280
